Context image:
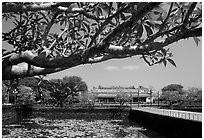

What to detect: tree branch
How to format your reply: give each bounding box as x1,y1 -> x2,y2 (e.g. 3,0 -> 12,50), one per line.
86,54 -> 129,64
2,2 -> 73,13
87,3 -> 130,48
42,11 -> 59,48
104,27 -> 201,56
103,3 -> 161,44
3,26 -> 201,73
182,2 -> 197,29
2,62 -> 69,80
3,50 -> 83,68
158,2 -> 174,32
82,2 -> 161,61
48,26 -> 69,50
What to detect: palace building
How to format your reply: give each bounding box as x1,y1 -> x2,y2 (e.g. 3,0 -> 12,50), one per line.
91,86 -> 151,104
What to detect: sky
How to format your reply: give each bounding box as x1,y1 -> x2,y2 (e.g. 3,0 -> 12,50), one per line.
1,2 -> 202,92
45,38 -> 202,91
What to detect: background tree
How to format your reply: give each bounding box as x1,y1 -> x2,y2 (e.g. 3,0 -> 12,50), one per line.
41,79 -> 71,108
18,77 -> 39,88
115,89 -> 133,107
160,84 -> 184,108
183,87 -> 202,105
41,76 -> 88,108
3,79 -> 19,104
161,84 -> 184,93
79,91 -> 96,109
2,2 -> 202,80
16,85 -> 35,105
2,83 -> 9,104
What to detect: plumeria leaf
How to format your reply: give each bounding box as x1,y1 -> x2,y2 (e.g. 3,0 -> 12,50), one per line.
167,58 -> 177,67
193,37 -> 200,46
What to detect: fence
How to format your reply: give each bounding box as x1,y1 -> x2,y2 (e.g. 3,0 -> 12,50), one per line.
132,107 -> 202,122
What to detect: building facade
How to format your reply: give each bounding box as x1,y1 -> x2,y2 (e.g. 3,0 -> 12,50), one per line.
91,86 -> 150,104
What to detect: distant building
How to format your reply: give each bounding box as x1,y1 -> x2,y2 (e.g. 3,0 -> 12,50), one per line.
91,86 -> 150,104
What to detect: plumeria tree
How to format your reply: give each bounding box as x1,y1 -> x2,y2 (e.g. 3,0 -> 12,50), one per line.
2,2 -> 202,80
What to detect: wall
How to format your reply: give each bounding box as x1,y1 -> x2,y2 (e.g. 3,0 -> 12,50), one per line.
2,106 -> 130,125
128,109 -> 202,138
2,105 -> 18,125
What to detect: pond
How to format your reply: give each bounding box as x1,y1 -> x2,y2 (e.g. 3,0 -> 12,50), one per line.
3,118 -> 147,138
2,108 -> 164,138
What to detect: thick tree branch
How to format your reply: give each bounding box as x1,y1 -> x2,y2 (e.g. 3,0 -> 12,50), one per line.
88,3 -> 130,48
2,62 -> 70,80
82,2 -> 161,61
2,2 -> 202,80
103,3 -> 161,44
2,2 -> 73,13
3,50 -> 82,68
104,27 -> 201,56
4,26 -> 200,71
161,27 -> 202,47
86,54 -> 129,64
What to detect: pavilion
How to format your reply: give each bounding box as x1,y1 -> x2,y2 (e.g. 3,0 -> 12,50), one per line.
91,86 -> 150,104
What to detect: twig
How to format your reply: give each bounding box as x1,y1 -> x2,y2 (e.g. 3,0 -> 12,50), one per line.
42,11 -> 59,49
182,2 -> 197,29
158,2 -> 174,32
87,3 -> 130,48
48,26 -> 69,50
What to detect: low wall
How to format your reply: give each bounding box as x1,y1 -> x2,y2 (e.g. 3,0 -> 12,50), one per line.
32,107 -> 130,120
2,104 -> 33,125
2,106 -> 130,125
2,105 -> 18,125
128,109 -> 202,138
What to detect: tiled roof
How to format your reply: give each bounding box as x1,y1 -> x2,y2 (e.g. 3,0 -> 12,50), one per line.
91,86 -> 150,98
91,88 -> 149,94
96,93 -> 149,98
92,88 -> 138,93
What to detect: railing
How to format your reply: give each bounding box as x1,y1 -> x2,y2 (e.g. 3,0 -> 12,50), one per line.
132,107 -> 202,122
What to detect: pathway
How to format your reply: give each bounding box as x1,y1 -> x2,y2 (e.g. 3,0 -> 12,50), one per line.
132,107 -> 202,122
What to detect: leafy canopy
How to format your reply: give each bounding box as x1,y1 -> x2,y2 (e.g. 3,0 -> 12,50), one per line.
2,2 -> 202,80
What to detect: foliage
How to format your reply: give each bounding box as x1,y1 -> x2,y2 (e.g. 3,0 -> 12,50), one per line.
160,91 -> 183,106
161,84 -> 184,94
2,79 -> 19,104
115,90 -> 133,106
160,84 -> 184,106
16,85 -> 35,104
18,77 -> 39,88
40,76 -> 88,108
61,76 -> 88,92
2,2 -> 202,80
2,83 -> 8,104
183,87 -> 202,104
79,91 -> 96,108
